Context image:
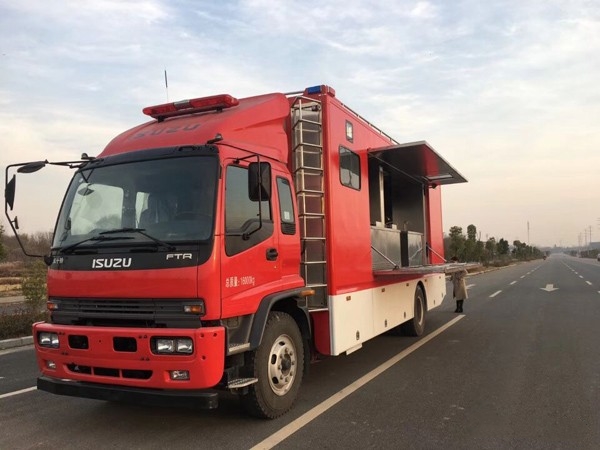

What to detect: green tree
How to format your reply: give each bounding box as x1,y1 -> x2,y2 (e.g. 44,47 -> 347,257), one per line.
512,240 -> 529,260
466,224 -> 477,242
475,240 -> 485,262
497,238 -> 509,255
463,224 -> 478,261
448,226 -> 466,260
21,259 -> 47,313
485,237 -> 497,260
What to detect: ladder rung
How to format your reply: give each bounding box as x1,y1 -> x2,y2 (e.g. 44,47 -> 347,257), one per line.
293,142 -> 322,151
292,118 -> 322,127
297,189 -> 324,195
294,165 -> 323,171
302,260 -> 327,265
297,190 -> 324,196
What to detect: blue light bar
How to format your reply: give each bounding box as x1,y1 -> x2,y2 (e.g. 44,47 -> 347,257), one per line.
305,85 -> 323,94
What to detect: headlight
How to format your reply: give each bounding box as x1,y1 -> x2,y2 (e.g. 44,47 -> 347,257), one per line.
176,338 -> 193,354
156,338 -> 175,353
38,332 -> 59,348
154,337 -> 193,355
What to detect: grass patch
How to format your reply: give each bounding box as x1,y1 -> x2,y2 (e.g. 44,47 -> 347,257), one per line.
0,262 -> 25,278
0,307 -> 47,340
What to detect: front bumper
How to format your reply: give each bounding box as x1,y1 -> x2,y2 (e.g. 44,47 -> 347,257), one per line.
37,376 -> 219,409
33,322 -> 226,390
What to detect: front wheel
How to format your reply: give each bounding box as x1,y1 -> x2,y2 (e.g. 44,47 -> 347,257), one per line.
400,286 -> 426,336
241,311 -> 304,419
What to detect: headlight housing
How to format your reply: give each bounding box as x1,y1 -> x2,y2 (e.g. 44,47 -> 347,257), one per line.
153,337 -> 194,355
38,332 -> 60,348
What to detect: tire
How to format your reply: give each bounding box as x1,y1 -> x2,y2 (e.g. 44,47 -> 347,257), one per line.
400,286 -> 426,337
241,311 -> 304,419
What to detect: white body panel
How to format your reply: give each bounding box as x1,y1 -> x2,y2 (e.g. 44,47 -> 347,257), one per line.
328,273 -> 446,356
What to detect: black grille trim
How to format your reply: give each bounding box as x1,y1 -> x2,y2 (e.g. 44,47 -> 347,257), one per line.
50,298 -> 203,328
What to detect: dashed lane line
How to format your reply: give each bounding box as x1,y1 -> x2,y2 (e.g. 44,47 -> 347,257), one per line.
0,386 -> 36,400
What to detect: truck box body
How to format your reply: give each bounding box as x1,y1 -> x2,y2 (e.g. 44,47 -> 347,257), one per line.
9,85 -> 465,417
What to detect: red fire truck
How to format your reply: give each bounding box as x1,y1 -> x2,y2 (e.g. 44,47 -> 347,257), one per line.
5,85 -> 466,418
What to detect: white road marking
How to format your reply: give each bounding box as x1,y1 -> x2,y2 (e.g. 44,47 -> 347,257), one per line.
0,386 -> 36,399
466,284 -> 476,289
490,290 -> 502,298
540,284 -> 559,292
510,281 -> 517,285
579,276 -> 584,279
250,316 -> 465,450
586,281 -> 592,285
520,276 -> 526,279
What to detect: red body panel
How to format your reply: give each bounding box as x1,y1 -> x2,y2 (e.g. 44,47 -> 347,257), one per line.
322,97 -> 390,295
101,93 -> 291,162
426,186 -> 445,264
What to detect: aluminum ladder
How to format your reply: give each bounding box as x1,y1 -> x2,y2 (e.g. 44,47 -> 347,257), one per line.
290,96 -> 327,308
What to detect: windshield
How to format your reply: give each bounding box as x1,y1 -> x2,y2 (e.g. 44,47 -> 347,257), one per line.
53,155 -> 218,249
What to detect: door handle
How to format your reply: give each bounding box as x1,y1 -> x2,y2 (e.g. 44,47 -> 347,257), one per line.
266,248 -> 278,261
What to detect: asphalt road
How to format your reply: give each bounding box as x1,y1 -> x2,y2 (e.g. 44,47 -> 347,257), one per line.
1,254 -> 600,449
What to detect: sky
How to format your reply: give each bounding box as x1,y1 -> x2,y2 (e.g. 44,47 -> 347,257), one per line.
1,0 -> 599,248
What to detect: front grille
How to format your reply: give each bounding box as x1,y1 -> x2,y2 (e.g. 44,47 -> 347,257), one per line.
50,298 -> 203,328
67,363 -> 152,380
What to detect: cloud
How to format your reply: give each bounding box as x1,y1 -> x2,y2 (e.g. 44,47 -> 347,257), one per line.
1,0 -> 599,246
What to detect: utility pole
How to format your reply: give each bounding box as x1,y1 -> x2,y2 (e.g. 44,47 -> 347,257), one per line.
527,221 -> 530,256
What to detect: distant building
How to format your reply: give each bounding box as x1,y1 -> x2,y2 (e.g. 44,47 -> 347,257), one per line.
590,241 -> 600,250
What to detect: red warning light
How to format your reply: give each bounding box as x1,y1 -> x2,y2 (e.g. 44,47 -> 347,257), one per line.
142,94 -> 239,121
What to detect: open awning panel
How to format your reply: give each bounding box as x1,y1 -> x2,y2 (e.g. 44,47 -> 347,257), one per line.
373,262 -> 481,277
368,141 -> 467,186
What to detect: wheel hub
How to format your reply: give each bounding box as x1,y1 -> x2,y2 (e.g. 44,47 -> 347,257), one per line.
267,334 -> 297,396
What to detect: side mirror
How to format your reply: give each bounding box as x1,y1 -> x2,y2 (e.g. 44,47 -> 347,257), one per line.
248,162 -> 271,201
17,160 -> 48,174
5,175 -> 16,210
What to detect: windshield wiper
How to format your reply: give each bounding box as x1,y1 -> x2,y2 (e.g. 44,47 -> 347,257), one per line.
99,227 -> 176,251
60,235 -> 133,254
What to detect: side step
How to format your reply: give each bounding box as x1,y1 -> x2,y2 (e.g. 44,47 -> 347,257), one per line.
228,342 -> 250,355
227,378 -> 258,390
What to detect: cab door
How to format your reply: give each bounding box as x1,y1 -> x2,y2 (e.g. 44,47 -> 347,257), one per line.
220,162 -> 280,317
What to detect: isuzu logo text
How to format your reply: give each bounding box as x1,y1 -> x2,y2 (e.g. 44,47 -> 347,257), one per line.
92,257 -> 132,269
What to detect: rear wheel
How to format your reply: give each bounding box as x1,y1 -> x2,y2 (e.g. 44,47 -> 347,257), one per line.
400,286 -> 426,336
241,311 -> 304,419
